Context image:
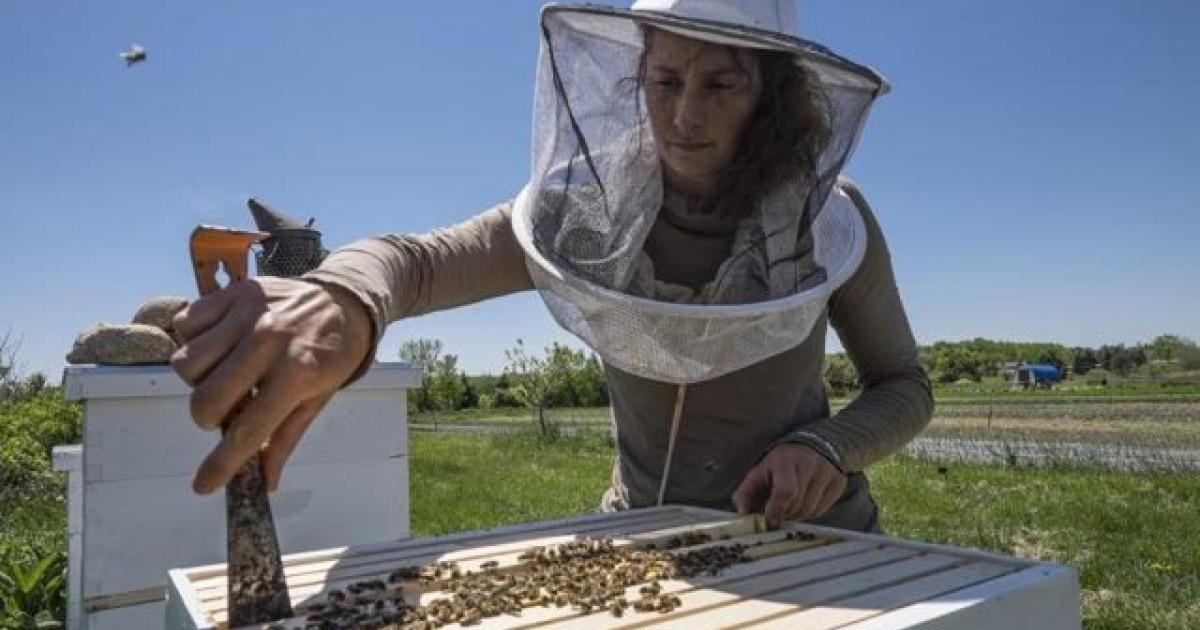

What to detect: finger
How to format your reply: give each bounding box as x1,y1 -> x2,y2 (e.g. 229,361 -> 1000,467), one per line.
812,473 -> 847,518
785,461 -> 815,521
187,318 -> 288,430
261,394 -> 331,492
732,463 -> 770,514
763,464 -> 799,529
193,372 -> 301,495
170,298 -> 261,386
793,466 -> 828,520
172,283 -> 243,341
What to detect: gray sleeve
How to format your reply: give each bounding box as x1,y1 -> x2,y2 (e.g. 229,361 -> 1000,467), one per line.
302,200 -> 534,378
785,180 -> 934,472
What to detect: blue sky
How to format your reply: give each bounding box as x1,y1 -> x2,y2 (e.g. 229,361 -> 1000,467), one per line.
2,1 -> 1197,378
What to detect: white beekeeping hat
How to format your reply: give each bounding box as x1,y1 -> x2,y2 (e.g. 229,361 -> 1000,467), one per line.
512,1 -> 890,383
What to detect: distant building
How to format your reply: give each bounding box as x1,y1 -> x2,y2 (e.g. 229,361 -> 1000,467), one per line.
1011,363 -> 1062,389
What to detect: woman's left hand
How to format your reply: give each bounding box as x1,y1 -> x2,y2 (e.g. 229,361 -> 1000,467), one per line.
732,443 -> 847,528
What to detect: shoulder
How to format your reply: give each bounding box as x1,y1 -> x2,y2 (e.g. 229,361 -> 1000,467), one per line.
833,174 -> 887,245
828,175 -> 895,305
834,175 -> 877,226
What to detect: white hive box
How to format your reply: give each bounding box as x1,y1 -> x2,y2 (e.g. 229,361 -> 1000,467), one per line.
57,362 -> 421,630
167,505 -> 1081,630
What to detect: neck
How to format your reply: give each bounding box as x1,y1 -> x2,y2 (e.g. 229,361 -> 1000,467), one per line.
660,185 -> 742,236
662,167 -> 718,197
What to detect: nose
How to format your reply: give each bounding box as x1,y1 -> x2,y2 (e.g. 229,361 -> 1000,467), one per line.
672,80 -> 707,135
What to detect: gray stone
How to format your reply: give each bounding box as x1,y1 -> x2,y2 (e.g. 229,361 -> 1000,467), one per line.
66,323 -> 178,365
132,296 -> 189,339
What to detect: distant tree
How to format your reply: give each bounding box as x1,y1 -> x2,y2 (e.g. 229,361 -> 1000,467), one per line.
458,373 -> 478,409
0,329 -> 24,403
0,330 -> 54,405
1071,347 -> 1098,376
503,339 -> 574,438
1098,344 -> 1145,377
572,353 -> 609,407
426,354 -> 465,416
492,373 -> 522,408
1031,346 -> 1069,371
1178,340 -> 1200,370
1148,334 -> 1198,365
398,338 -> 443,370
924,342 -> 984,384
398,338 -> 444,413
544,344 -> 583,407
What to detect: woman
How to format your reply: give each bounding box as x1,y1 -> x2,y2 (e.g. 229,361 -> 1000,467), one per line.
171,0 -> 932,534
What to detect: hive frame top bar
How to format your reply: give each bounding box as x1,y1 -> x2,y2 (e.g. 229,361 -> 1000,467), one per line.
167,505 -> 1076,630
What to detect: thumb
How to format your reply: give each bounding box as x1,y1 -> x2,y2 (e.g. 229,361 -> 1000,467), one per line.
733,462 -> 771,514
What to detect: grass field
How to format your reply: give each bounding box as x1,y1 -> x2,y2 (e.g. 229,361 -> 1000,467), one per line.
409,431 -> 1199,629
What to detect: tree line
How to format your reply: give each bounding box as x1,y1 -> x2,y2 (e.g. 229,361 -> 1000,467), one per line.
402,333 -> 1200,409
916,334 -> 1200,385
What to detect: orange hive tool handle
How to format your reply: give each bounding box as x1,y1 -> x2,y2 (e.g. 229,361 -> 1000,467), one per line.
189,226 -> 269,296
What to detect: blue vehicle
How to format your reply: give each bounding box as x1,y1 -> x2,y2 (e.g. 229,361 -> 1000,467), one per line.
1013,363 -> 1062,389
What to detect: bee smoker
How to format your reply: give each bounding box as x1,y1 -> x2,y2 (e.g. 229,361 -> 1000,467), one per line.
248,197 -> 328,277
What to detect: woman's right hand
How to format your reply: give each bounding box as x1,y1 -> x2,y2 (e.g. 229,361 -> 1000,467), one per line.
170,276 -> 373,495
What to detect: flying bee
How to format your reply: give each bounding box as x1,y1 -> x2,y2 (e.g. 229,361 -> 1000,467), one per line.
119,45 -> 146,67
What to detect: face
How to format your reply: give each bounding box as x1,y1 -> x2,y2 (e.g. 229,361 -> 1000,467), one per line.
643,29 -> 762,197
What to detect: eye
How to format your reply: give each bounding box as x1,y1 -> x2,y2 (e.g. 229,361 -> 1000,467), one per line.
706,77 -> 741,91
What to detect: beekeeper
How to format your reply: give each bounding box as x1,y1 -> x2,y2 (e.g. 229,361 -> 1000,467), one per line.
171,0 -> 933,533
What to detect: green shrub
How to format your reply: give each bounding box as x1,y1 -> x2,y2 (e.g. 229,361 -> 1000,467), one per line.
0,392 -> 79,509
0,546 -> 65,630
0,390 -> 76,629
1084,368 -> 1112,386
0,435 -> 55,503
0,393 -> 82,456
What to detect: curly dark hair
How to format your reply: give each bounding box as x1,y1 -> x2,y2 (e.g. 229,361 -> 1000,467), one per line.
636,28 -> 834,211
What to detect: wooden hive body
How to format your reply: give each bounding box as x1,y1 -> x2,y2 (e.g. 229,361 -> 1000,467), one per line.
56,362 -> 419,629
167,506 -> 1081,629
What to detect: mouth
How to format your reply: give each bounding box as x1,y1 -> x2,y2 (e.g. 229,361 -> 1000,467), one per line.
670,141 -> 714,152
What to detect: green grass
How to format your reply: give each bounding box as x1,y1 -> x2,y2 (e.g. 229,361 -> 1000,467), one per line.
871,458 -> 1199,629
409,430 -> 614,536
411,406 -> 611,426
407,432 -> 1198,629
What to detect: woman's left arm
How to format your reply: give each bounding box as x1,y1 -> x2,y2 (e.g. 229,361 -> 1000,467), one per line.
788,179 -> 934,473
732,179 -> 933,523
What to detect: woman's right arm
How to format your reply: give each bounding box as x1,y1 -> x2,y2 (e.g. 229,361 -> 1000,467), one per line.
171,200 -> 530,495
303,199 -> 533,375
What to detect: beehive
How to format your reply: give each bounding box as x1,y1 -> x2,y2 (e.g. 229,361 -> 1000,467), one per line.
57,362 -> 420,629
167,506 -> 1080,629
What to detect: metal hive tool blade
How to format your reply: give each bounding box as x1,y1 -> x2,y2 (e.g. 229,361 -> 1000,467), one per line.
225,453 -> 293,625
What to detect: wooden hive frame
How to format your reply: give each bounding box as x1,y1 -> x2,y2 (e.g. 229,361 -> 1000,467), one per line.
167,506 -> 1081,629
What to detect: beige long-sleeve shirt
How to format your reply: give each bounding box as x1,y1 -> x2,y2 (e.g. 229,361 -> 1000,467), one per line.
305,179 -> 933,530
